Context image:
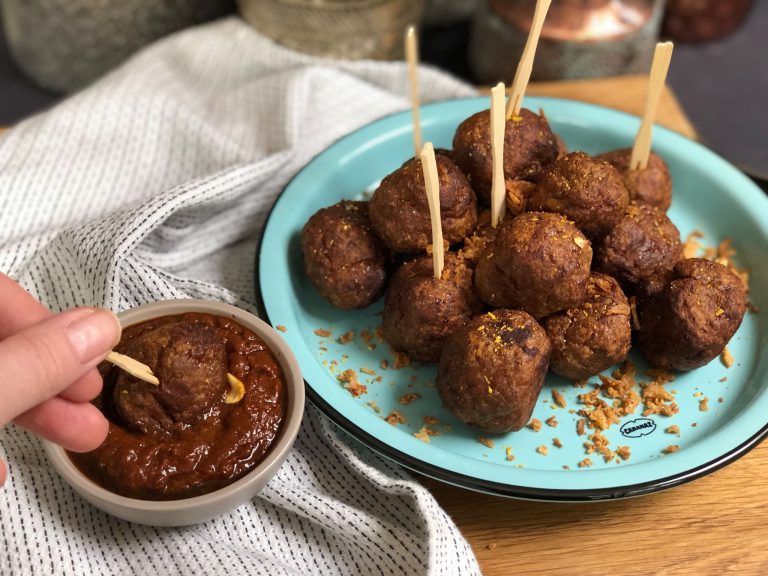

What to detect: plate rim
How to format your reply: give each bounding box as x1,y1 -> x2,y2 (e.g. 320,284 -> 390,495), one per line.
255,95 -> 768,501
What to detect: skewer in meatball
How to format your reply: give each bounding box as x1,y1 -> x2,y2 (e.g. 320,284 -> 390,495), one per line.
594,203 -> 682,293
436,310 -> 552,433
369,155 -> 477,253
527,151 -> 630,240
114,321 -> 228,435
597,148 -> 672,211
542,273 -> 632,380
301,200 -> 391,309
458,181 -> 534,267
474,212 -> 592,318
637,258 -> 746,371
452,108 -> 559,204
382,252 -> 482,362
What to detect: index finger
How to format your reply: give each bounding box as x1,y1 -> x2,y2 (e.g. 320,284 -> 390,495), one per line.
0,273 -> 105,402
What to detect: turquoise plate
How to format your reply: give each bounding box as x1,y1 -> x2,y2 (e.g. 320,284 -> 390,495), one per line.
257,97 -> 768,501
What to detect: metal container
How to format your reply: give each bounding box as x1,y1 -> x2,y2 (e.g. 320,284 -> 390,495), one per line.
470,0 -> 666,83
1,0 -> 235,93
238,0 -> 425,60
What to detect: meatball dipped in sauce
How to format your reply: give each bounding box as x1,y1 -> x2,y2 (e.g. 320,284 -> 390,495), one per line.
474,212 -> 592,318
594,203 -> 682,294
637,258 -> 746,371
597,148 -> 672,211
542,273 -> 632,380
369,155 -> 477,253
301,200 -> 390,309
382,252 -> 482,363
436,310 -> 552,433
527,151 -> 629,240
452,108 -> 559,205
114,320 -> 228,435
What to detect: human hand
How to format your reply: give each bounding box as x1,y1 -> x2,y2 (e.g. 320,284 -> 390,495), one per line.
0,274 -> 121,486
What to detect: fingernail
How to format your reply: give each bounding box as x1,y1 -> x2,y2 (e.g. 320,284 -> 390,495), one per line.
66,309 -> 122,363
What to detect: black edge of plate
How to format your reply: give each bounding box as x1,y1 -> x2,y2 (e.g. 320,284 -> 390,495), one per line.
254,98 -> 768,502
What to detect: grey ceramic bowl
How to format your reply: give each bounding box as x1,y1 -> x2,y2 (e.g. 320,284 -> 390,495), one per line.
44,299 -> 304,527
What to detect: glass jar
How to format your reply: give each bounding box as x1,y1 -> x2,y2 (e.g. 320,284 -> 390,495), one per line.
1,0 -> 235,93
237,0 -> 425,60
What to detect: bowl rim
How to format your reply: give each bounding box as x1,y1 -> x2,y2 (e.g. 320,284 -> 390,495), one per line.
44,298 -> 305,511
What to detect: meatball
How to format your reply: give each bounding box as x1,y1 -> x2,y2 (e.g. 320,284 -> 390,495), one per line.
382,252 -> 482,362
114,321 -> 228,435
637,258 -> 746,371
597,148 -> 672,211
436,310 -> 552,433
452,108 -> 559,204
595,203 -> 682,293
302,200 -> 390,309
542,273 -> 632,379
474,212 -> 592,318
527,151 -> 630,240
369,155 -> 477,254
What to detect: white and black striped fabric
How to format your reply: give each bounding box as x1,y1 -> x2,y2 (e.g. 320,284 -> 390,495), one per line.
0,18 -> 480,575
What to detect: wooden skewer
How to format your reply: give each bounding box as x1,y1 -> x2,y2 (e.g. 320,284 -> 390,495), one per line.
106,351 -> 159,386
490,82 -> 507,228
630,41 -> 674,171
506,0 -> 552,119
420,142 -> 444,279
405,25 -> 422,158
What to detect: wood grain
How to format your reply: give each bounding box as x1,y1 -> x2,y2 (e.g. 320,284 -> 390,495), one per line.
423,75 -> 768,576
423,442 -> 768,575
526,75 -> 698,139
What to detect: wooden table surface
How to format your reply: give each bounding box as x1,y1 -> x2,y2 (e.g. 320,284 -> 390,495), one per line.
424,75 -> 767,576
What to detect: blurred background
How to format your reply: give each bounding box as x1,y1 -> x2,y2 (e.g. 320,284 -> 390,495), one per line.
0,0 -> 764,185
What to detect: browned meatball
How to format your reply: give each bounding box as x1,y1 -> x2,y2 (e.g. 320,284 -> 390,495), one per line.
369,155 -> 477,254
452,108 -> 559,204
474,212 -> 592,318
637,258 -> 746,371
528,151 -> 630,240
302,200 -> 390,309
436,310 -> 551,433
595,203 -> 682,293
382,253 -> 482,362
114,321 -> 228,435
542,273 -> 632,379
597,148 -> 672,211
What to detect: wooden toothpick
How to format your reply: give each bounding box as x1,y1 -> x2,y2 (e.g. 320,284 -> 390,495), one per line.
631,41 -> 674,171
406,25 -> 422,158
506,0 -> 552,119
490,82 -> 506,228
420,142 -> 444,279
106,351 -> 159,386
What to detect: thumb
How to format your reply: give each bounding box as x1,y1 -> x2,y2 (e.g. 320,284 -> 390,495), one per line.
0,308 -> 121,426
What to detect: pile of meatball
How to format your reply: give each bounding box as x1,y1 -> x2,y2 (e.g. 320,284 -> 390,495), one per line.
301,106 -> 747,435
